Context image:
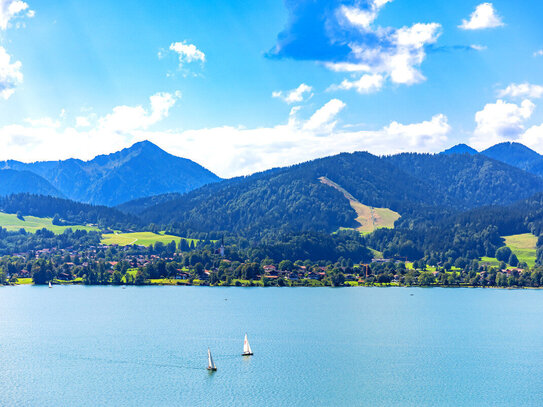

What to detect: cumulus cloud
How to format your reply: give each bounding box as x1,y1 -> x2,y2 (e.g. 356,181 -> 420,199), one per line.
338,0 -> 392,30
469,99 -> 535,149
0,93 -> 451,177
75,116 -> 91,128
99,91 -> 180,133
0,0 -> 33,30
272,83 -> 313,104
0,46 -> 22,99
270,0 -> 442,94
303,98 -> 346,132
167,41 -> 205,68
534,50 -> 543,57
329,73 -> 384,94
498,83 -> 543,100
331,4 -> 442,88
459,3 -> 504,30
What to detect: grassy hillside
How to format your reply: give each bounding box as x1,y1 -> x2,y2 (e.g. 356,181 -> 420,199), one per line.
0,212 -> 98,234
503,233 -> 537,267
319,177 -> 400,233
101,231 -> 197,247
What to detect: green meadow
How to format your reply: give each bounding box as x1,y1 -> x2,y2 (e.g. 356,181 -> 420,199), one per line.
0,212 -> 99,234
503,233 -> 538,268
101,231 -> 198,247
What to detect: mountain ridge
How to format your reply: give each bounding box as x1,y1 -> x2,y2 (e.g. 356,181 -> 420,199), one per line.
1,141 -> 221,206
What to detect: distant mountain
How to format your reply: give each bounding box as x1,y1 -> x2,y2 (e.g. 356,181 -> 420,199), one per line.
2,141 -> 221,206
441,144 -> 478,155
481,142 -> 543,176
139,151 -> 543,239
0,169 -> 63,197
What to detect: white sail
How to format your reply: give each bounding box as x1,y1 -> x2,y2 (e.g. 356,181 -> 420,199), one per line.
207,348 -> 216,370
243,334 -> 253,355
48,281 -> 52,288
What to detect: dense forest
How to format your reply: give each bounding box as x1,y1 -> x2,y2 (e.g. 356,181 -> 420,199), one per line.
136,151 -> 543,241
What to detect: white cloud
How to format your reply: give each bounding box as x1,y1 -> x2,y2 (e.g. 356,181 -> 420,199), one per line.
498,83 -> 543,100
519,124 -> 543,151
303,98 -> 346,133
0,0 -> 33,30
470,44 -> 487,51
534,50 -> 543,57
459,3 -> 504,30
339,0 -> 392,30
329,2 -> 441,92
0,95 -> 451,178
168,41 -> 205,68
329,73 -> 385,94
99,91 -> 180,133
75,116 -> 91,128
0,46 -> 22,99
272,83 -> 313,104
469,99 -> 535,149
24,117 -> 60,128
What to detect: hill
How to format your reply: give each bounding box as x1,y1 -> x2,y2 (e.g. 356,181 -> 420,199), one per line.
384,153 -> 543,209
139,151 -> 543,240
481,142 -> 543,177
2,141 -> 220,206
0,169 -> 63,197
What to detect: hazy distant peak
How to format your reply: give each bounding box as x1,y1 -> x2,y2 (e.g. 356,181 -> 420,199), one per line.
440,144 -> 478,155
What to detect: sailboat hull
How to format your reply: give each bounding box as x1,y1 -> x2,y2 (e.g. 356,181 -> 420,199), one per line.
242,352 -> 253,356
207,367 -> 217,371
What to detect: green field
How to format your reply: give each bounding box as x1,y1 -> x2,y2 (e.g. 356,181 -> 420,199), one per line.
503,233 -> 537,267
101,231 -> 197,247
0,212 -> 99,234
320,176 -> 401,233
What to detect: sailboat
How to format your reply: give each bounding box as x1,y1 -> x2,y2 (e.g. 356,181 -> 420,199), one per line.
242,333 -> 253,356
207,348 -> 217,371
48,281 -> 52,288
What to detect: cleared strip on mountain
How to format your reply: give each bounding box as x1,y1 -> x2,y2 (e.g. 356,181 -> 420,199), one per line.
319,176 -> 400,233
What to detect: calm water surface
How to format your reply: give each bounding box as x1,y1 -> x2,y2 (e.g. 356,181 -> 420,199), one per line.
1,286 -> 542,406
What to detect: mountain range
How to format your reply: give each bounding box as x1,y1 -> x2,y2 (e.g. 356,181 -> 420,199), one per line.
0,141 -> 220,206
3,139 -> 543,240
133,147 -> 543,239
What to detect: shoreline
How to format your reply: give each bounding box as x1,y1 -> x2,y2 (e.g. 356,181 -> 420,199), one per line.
5,281 -> 543,290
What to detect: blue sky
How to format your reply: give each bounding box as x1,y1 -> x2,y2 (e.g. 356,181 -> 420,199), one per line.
1,0 -> 543,177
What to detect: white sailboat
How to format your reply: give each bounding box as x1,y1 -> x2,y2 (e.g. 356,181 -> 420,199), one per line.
48,281 -> 52,288
242,333 -> 253,356
207,348 -> 217,371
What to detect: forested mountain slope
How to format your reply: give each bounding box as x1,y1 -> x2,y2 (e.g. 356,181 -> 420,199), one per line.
140,151 -> 543,239
481,142 -> 543,177
384,153 -> 543,209
2,141 -> 220,206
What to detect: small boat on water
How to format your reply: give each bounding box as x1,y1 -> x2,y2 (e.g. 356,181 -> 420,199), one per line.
207,348 -> 217,371
48,281 -> 52,288
242,333 -> 253,356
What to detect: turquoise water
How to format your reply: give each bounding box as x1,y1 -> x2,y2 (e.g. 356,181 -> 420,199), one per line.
1,286 -> 543,406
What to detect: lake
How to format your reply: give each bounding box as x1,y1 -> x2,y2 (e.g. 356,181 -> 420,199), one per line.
1,286 -> 542,406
